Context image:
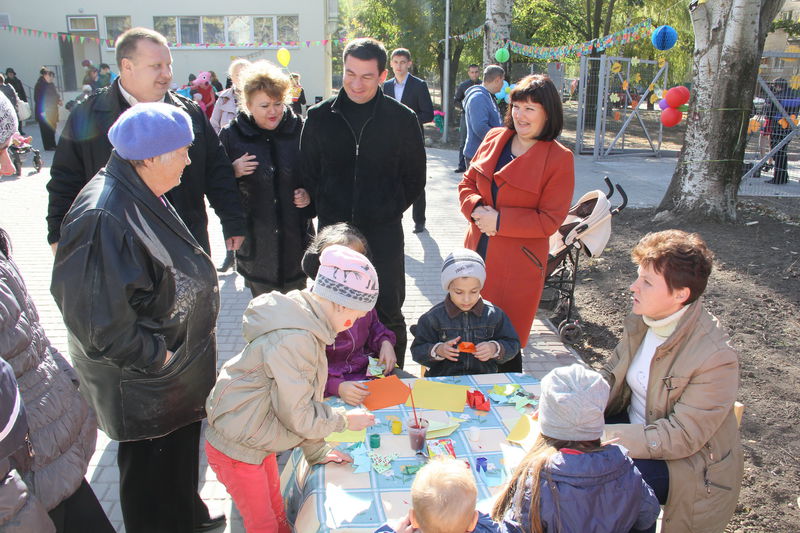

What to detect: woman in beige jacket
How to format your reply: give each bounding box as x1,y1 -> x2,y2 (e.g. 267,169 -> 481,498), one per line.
602,230 -> 743,533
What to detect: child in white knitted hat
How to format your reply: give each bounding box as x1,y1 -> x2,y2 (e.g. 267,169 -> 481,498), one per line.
204,245 -> 378,532
410,248 -> 519,376
491,364 -> 660,533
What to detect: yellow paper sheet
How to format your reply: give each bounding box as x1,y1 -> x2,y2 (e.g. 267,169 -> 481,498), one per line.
325,428 -> 366,443
506,414 -> 540,451
405,379 -> 470,412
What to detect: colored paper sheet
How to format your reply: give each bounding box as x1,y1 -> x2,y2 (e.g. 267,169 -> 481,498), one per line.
405,379 -> 470,412
425,417 -> 463,439
363,375 -> 411,411
325,428 -> 367,443
506,414 -> 540,451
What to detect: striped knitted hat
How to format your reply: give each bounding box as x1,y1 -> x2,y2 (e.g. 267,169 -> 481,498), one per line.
441,248 -> 486,290
313,245 -> 379,311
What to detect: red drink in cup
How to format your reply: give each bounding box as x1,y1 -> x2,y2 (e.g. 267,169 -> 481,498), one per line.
407,419 -> 429,452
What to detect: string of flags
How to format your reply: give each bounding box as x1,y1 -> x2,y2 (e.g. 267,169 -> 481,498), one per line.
0,24 -> 347,48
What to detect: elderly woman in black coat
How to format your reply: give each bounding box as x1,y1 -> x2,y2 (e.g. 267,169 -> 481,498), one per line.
218,60 -> 313,296
51,103 -> 223,533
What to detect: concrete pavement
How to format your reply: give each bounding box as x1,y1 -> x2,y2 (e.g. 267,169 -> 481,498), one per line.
0,125 -> 675,532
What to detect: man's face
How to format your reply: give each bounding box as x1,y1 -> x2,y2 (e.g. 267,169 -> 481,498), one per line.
487,76 -> 504,94
468,67 -> 480,81
5,72 -> 14,80
343,55 -> 387,104
390,55 -> 411,80
120,39 -> 173,102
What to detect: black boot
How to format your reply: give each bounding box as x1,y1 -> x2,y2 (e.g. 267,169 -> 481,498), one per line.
217,250 -> 234,272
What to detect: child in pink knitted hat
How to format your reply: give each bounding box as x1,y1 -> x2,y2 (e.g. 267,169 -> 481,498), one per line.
205,245 -> 378,532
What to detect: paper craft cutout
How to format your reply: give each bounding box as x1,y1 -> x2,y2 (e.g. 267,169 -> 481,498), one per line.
348,443 -> 373,473
491,384 -> 520,396
506,414 -> 541,451
363,375 -> 411,411
368,451 -> 398,474
425,417 -> 463,439
400,464 -> 422,475
325,428 -> 367,443
367,356 -> 385,377
427,438 -> 456,459
405,379 -> 469,412
467,390 -> 490,411
458,341 -> 476,353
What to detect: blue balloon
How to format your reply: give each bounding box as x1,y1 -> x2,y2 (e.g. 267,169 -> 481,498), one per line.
495,80 -> 510,100
651,25 -> 678,51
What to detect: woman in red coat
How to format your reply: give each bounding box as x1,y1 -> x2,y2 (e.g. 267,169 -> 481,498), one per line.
458,74 -> 574,372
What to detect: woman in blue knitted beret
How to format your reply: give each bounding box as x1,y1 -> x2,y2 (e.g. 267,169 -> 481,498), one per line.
51,102 -> 224,533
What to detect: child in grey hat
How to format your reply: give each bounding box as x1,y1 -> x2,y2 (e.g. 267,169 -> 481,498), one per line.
491,364 -> 660,533
410,248 -> 519,376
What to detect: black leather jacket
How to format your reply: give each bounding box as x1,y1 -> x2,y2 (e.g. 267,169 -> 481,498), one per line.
47,79 -> 245,251
51,153 -> 220,441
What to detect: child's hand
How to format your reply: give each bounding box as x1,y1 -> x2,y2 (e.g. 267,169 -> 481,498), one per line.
345,408 -> 375,430
378,340 -> 396,374
474,341 -> 499,362
339,381 -> 370,406
320,449 -> 353,464
394,515 -> 416,533
436,336 -> 461,361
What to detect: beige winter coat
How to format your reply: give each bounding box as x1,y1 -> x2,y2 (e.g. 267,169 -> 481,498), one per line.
601,298 -> 743,533
205,290 -> 347,465
209,87 -> 238,134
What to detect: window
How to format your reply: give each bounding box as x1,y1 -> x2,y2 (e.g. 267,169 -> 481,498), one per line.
178,16 -> 201,44
106,16 -> 131,45
154,16 -> 177,43
203,16 -> 224,44
253,16 -> 274,43
277,16 -> 299,42
226,16 -> 252,44
67,15 -> 98,32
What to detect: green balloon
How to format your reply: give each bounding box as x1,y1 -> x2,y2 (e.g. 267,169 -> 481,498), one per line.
495,47 -> 510,63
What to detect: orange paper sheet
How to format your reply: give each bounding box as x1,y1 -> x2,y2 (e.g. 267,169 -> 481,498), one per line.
405,379 -> 469,412
362,375 -> 411,411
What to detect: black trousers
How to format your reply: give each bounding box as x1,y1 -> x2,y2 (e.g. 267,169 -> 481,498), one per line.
37,117 -> 57,150
457,113 -> 468,169
117,421 -> 211,533
49,478 -> 115,533
412,189 -> 426,226
770,134 -> 789,184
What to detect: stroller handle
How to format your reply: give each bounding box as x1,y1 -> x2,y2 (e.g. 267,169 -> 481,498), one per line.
603,176 -> 614,199
611,184 -> 628,215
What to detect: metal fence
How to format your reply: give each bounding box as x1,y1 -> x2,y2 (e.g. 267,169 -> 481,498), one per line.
574,55 -> 669,159
740,50 -> 800,198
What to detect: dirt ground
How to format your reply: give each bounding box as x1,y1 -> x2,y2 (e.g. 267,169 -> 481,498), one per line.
565,200 -> 800,532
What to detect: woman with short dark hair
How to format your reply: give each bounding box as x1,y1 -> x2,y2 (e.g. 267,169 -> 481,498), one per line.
33,68 -> 59,150
602,230 -> 743,533
458,74 -> 574,371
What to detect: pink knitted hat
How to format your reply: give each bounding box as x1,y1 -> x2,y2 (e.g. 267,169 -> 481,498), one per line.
313,245 -> 379,311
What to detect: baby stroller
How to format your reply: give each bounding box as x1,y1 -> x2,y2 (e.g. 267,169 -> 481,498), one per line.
8,133 -> 42,176
529,177 -> 628,344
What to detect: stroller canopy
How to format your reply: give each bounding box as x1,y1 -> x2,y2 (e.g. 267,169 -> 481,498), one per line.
549,190 -> 613,258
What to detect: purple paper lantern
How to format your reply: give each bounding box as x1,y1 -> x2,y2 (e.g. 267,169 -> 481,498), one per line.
658,98 -> 669,111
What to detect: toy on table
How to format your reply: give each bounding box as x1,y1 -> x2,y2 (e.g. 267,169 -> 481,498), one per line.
467,389 -> 490,411
367,356 -> 386,377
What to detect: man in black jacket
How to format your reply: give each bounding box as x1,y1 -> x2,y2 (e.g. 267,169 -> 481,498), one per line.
46,27 -> 245,255
300,38 -> 426,368
383,48 -> 433,234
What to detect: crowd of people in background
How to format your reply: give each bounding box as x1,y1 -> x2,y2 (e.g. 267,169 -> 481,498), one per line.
0,26 -> 745,533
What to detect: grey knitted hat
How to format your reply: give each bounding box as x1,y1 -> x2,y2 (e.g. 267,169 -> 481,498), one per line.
538,364 -> 610,442
441,248 -> 486,291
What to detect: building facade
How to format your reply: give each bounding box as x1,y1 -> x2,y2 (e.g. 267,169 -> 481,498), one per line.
0,1 -> 338,105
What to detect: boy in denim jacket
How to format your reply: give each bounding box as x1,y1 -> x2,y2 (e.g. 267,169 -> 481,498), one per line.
411,249 -> 519,376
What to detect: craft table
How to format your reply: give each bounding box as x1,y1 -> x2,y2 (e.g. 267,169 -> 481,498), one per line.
279,373 -> 541,533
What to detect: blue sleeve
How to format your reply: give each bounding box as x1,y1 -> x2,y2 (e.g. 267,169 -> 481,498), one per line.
410,311 -> 443,367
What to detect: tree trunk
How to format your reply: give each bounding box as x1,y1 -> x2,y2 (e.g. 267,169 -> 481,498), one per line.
656,0 -> 784,222
484,0 -> 512,65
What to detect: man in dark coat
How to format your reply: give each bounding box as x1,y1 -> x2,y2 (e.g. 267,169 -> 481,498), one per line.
300,38 -> 426,368
47,27 -> 245,254
383,48 -> 433,234
51,103 -> 223,533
